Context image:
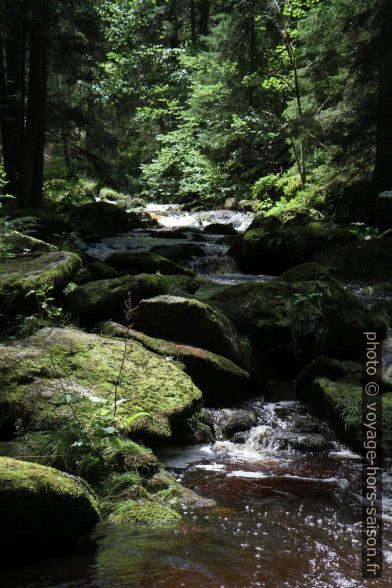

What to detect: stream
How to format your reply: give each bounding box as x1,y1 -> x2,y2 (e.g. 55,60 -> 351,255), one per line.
3,204 -> 392,587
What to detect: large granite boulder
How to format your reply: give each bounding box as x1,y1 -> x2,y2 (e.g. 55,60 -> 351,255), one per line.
100,322 -> 251,407
133,295 -> 248,366
232,220 -> 358,274
0,457 -> 100,553
0,251 -> 81,316
64,274 -> 198,324
0,327 -> 202,445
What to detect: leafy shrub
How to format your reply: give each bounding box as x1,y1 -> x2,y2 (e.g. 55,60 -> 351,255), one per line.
43,177 -> 98,208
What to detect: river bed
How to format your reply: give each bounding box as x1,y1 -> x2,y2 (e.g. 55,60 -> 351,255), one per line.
3,204 -> 392,587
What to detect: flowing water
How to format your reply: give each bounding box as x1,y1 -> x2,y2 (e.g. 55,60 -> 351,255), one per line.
3,204 -> 392,587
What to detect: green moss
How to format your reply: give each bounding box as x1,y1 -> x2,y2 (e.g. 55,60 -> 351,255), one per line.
279,262 -> 338,284
0,231 -> 58,254
211,280 -> 388,367
105,251 -> 195,277
312,238 -> 392,283
0,251 -> 81,316
133,295 -> 248,366
0,457 -> 100,551
296,356 -> 392,456
0,327 -> 202,444
64,273 -> 197,324
99,322 -> 251,407
108,499 -> 181,526
235,222 -> 358,274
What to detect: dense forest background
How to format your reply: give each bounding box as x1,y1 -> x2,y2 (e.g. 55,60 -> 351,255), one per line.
1,0 -> 391,225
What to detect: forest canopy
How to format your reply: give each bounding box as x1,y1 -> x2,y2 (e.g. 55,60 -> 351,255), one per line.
0,0 -> 391,224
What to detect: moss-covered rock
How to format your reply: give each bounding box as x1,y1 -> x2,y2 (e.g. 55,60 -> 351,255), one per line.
88,260 -> 118,281
105,251 -> 195,277
232,221 -> 358,274
0,327 -> 202,445
312,238 -> 392,283
108,499 -> 181,526
279,262 -> 339,284
149,244 -> 205,263
0,457 -> 100,553
69,201 -> 133,241
99,322 -> 251,407
64,274 -> 198,324
133,295 -> 248,366
0,251 -> 81,317
211,280 -> 388,373
146,469 -> 216,509
296,356 -> 392,456
0,231 -> 58,254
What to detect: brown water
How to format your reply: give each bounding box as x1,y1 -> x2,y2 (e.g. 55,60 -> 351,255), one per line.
2,401 -> 391,588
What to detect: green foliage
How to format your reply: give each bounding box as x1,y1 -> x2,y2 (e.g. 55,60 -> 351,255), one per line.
22,395 -> 151,478
286,281 -> 332,358
11,285 -> 66,339
43,177 -> 98,208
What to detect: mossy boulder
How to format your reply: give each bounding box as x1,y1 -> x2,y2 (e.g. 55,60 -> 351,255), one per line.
0,457 -> 100,553
88,260 -> 118,281
149,244 -> 205,263
70,201 -> 133,241
108,499 -> 181,526
133,295 -> 248,366
0,327 -> 202,445
232,221 -> 358,274
312,238 -> 392,283
210,280 -> 388,373
296,356 -> 392,456
0,251 -> 81,317
105,251 -> 195,277
64,274 -> 198,324
100,322 -> 251,407
0,231 -> 58,254
279,262 -> 339,284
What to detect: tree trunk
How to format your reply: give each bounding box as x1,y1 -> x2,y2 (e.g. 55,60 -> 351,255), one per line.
190,0 -> 197,47
0,1 -> 25,195
373,1 -> 392,192
199,0 -> 210,37
18,1 -> 49,208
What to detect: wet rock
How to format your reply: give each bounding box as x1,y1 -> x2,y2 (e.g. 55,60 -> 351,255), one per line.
0,457 -> 100,553
0,251 -> 81,317
296,356 -> 392,456
312,238 -> 392,283
146,469 -> 216,509
149,244 -> 205,263
272,431 -> 334,453
105,251 -> 195,277
175,409 -> 215,444
133,295 -> 249,366
0,327 -> 202,445
100,322 -> 251,407
147,228 -> 189,239
219,409 -> 257,440
64,274 -> 197,324
204,223 -> 238,235
232,220 -> 358,274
